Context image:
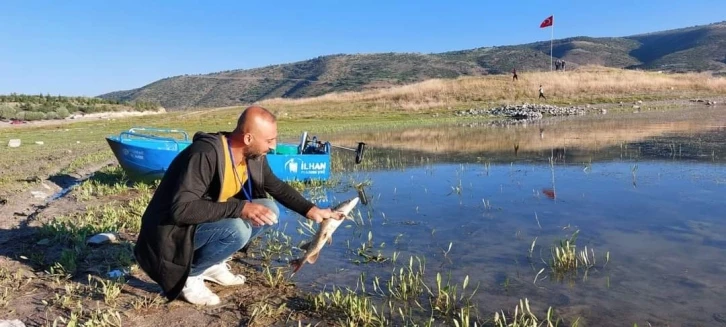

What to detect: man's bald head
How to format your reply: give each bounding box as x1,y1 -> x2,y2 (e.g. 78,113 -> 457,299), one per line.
230,106 -> 279,159
235,106 -> 277,134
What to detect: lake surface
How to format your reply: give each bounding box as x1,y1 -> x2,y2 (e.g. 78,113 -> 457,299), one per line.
273,108 -> 726,326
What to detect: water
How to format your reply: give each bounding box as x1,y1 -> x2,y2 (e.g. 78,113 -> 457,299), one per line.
277,108 -> 726,326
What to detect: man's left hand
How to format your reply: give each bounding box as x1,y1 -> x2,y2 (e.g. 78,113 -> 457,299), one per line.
305,207 -> 345,223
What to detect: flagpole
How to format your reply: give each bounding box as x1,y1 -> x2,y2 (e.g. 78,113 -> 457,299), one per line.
550,15 -> 554,71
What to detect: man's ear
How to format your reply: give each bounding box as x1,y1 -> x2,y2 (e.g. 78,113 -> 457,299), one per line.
243,133 -> 253,145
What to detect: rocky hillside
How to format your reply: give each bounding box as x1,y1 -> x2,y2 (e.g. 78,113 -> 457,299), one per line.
99,21 -> 726,110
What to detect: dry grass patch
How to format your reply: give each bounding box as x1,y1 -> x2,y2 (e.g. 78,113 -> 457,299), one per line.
260,66 -> 726,113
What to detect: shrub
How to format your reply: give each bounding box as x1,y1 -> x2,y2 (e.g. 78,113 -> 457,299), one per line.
18,103 -> 33,111
36,104 -> 56,113
79,105 -> 100,114
56,107 -> 70,118
0,105 -> 16,119
24,111 -> 46,121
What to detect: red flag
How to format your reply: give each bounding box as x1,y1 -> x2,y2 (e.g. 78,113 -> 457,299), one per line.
540,15 -> 553,28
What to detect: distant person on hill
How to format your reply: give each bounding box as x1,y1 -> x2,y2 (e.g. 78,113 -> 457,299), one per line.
133,106 -> 344,306
555,59 -> 561,71
539,85 -> 547,100
562,60 -> 566,71
512,68 -> 518,81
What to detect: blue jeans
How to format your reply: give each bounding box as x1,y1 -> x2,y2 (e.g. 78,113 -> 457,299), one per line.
189,198 -> 280,276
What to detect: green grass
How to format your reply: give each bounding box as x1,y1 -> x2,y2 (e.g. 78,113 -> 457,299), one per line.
42,278 -> 124,327
33,168 -> 152,278
493,298 -> 564,327
543,230 -> 611,283
0,107 -> 457,199
10,155 -> 598,326
0,95 -> 693,325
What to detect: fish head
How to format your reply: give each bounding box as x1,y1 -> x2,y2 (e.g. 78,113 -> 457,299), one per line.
332,196 -> 360,217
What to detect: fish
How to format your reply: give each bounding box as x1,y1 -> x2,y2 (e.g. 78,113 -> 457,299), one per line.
290,196 -> 360,275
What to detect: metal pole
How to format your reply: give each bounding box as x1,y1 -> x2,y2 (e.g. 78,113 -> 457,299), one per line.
551,15 -> 554,71
330,144 -> 357,152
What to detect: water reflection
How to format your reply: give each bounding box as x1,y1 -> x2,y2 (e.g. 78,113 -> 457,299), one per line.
328,107 -> 726,165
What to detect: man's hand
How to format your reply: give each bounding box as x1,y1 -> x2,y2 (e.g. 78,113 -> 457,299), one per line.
306,206 -> 345,224
241,202 -> 278,227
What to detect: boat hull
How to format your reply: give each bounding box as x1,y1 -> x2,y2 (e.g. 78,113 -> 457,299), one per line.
106,136 -> 191,183
106,128 -> 331,183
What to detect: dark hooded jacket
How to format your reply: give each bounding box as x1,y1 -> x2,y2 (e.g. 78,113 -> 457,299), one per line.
134,131 -> 315,301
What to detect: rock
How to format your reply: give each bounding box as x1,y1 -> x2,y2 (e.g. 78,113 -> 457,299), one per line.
35,141 -> 44,145
632,105 -> 641,109
7,139 -> 20,148
30,191 -> 47,199
87,232 -> 118,245
600,109 -> 607,114
637,100 -> 643,104
457,103 -> 588,120
0,320 -> 26,327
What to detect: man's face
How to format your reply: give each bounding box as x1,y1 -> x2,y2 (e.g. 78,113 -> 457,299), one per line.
243,119 -> 278,160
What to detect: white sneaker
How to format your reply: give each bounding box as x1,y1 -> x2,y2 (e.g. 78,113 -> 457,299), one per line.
201,258 -> 246,286
180,275 -> 220,306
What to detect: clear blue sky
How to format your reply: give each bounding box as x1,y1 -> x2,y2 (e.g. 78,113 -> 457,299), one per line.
1,0 -> 724,97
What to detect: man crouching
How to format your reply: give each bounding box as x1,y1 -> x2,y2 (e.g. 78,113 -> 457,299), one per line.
134,106 -> 342,305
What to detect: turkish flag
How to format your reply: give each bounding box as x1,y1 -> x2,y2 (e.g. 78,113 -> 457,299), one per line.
540,15 -> 553,28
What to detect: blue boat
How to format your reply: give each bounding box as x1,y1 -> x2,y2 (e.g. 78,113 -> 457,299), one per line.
105,127 -> 357,183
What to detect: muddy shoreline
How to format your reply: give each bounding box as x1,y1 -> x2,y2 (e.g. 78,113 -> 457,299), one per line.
0,109 -> 166,130
1,97 -> 725,326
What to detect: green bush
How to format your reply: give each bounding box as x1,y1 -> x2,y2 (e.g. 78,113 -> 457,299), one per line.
56,107 -> 70,118
79,105 -> 100,114
15,111 -> 26,120
0,105 -> 16,119
134,101 -> 159,111
36,103 -> 56,113
24,111 -> 46,121
45,112 -> 59,120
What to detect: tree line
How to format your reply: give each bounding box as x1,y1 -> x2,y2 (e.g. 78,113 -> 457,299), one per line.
0,93 -> 161,121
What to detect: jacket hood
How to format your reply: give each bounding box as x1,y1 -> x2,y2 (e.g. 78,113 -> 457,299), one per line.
192,131 -> 226,144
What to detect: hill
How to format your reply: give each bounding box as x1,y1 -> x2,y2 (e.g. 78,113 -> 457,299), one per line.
98,21 -> 726,110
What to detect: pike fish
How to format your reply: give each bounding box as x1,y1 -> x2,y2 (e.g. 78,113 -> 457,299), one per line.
290,196 -> 360,275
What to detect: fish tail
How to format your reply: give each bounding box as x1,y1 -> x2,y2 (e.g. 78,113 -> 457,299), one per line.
290,258 -> 304,274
